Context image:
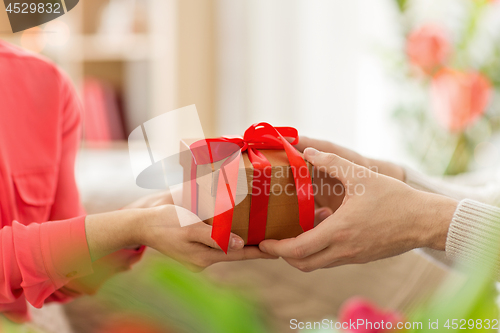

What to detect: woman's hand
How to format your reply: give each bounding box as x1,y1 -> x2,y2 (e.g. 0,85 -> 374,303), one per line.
140,205 -> 276,271
259,148 -> 458,272
85,205 -> 276,272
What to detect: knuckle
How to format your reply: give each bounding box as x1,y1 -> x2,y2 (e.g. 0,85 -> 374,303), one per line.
241,249 -> 250,261
193,255 -> 212,268
184,226 -> 197,239
356,257 -> 369,264
332,229 -> 351,243
343,251 -> 357,260
341,247 -> 362,261
292,245 -> 308,259
296,263 -> 313,273
322,153 -> 339,166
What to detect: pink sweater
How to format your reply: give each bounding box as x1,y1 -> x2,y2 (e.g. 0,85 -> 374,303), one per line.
0,40 -> 144,322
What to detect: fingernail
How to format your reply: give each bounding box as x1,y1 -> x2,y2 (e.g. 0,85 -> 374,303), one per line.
259,243 -> 267,253
304,148 -> 319,159
318,210 -> 331,221
230,236 -> 244,249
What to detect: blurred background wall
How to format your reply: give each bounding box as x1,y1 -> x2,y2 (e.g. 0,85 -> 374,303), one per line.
1,0 -> 499,209
0,0 -> 403,159
0,0 -> 409,212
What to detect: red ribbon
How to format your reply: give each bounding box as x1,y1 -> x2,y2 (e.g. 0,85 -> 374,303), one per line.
188,123 -> 315,253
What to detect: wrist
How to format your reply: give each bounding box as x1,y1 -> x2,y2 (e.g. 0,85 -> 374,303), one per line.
127,209 -> 149,247
413,191 -> 458,251
137,205 -> 175,248
85,209 -> 149,261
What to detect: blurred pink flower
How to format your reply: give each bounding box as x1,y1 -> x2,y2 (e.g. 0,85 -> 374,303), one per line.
431,68 -> 492,132
406,24 -> 451,74
338,297 -> 405,332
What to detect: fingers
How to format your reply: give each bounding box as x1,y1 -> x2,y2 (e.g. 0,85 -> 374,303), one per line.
296,136 -> 365,165
186,222 -> 244,251
291,258 -> 349,271
187,244 -> 278,271
295,136 -> 331,153
295,136 -> 349,154
315,207 -> 333,226
294,136 -> 323,153
277,246 -> 356,272
282,252 -> 336,272
213,246 -> 278,262
258,224 -> 330,259
323,260 -> 349,269
304,148 -> 365,184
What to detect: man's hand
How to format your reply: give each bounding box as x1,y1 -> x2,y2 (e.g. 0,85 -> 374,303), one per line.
296,136 -> 406,182
259,148 -> 457,272
294,136 -> 406,217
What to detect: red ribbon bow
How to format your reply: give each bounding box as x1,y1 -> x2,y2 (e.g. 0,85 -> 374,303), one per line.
189,123 -> 315,253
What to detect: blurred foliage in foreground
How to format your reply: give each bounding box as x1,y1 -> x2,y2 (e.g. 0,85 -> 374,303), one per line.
1,254 -> 270,333
92,255 -> 271,333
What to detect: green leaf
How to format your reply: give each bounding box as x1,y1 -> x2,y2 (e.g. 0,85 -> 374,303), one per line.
394,0 -> 407,12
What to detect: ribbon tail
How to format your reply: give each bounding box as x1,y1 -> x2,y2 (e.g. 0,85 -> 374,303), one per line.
281,136 -> 315,232
247,148 -> 272,245
211,151 -> 241,253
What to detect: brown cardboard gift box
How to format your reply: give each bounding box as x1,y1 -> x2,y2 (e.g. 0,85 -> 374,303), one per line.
179,139 -> 314,244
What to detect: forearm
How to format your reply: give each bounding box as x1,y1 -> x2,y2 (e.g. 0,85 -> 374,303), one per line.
86,188 -> 180,261
367,158 -> 500,206
85,208 -> 151,261
404,167 -> 500,206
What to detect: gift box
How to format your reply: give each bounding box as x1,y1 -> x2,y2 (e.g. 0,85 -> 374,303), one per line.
179,123 -> 315,252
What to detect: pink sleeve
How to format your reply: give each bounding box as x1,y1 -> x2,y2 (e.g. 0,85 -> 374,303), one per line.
0,216 -> 145,310
0,71 -> 145,310
0,216 -> 93,308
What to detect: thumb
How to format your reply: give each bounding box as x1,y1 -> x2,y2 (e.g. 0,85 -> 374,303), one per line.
304,148 -> 364,184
